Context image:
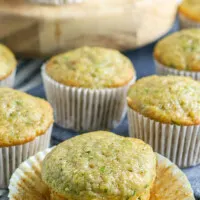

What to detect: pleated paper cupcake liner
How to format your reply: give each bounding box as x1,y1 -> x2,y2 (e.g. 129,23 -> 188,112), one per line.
0,69 -> 16,88
179,13 -> 200,29
128,107 -> 200,168
42,66 -> 135,131
0,125 -> 52,189
150,153 -> 194,200
27,0 -> 84,5
8,149 -> 195,200
8,148 -> 52,200
155,59 -> 200,81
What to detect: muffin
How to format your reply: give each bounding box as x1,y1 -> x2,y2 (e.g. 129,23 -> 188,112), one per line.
42,131 -> 156,200
27,0 -> 84,5
42,46 -> 136,131
127,75 -> 200,167
0,44 -> 17,87
8,149 -> 195,200
150,153 -> 195,200
179,0 -> 200,29
0,88 -> 53,188
154,29 -> 200,80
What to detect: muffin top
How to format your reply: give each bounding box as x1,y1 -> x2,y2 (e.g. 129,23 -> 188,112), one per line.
42,131 -> 156,200
154,29 -> 200,71
45,46 -> 135,89
0,88 -> 53,147
179,0 -> 200,22
127,75 -> 200,125
0,44 -> 17,80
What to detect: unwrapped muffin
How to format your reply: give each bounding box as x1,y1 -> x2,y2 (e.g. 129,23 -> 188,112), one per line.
42,46 -> 136,131
42,131 -> 156,200
0,44 -> 17,87
154,29 -> 200,80
0,88 -> 53,188
127,75 -> 200,167
179,0 -> 200,29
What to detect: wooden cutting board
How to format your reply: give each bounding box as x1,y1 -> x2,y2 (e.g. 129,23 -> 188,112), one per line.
0,0 -> 177,57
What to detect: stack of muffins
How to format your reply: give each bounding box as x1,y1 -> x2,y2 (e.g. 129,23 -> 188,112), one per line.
0,0 -> 199,199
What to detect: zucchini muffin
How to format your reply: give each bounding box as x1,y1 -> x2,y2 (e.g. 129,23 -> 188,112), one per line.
179,0 -> 200,29
42,131 -> 156,200
8,149 -> 195,200
127,75 -> 200,167
154,29 -> 200,80
0,44 -> 17,87
0,88 -> 53,188
42,46 -> 136,131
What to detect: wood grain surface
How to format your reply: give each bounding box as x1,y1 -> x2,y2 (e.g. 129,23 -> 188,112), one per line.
0,0 -> 177,57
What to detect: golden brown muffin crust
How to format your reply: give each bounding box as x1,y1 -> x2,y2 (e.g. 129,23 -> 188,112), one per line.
150,154 -> 195,200
46,46 -> 135,89
0,88 -> 54,147
127,75 -> 200,125
154,29 -> 200,71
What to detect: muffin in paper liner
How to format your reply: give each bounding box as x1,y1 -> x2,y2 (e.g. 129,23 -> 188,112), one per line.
155,59 -> 200,81
128,107 -> 200,168
179,13 -> 200,30
42,65 -> 135,131
8,148 -> 195,200
150,153 -> 195,200
27,0 -> 84,5
0,68 -> 16,88
0,125 -> 52,189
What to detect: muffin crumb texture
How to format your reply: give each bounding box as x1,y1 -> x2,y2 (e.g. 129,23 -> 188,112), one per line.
0,44 -> 16,80
42,131 -> 156,200
154,29 -> 200,71
179,0 -> 200,22
46,46 -> 135,89
128,75 -> 200,125
0,88 -> 53,147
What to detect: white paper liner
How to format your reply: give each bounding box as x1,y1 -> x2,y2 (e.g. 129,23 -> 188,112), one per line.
0,125 -> 52,189
128,107 -> 200,168
0,69 -> 16,88
155,59 -> 200,81
179,13 -> 200,29
42,65 -> 135,131
27,0 -> 84,5
8,149 -> 195,200
150,153 -> 195,200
